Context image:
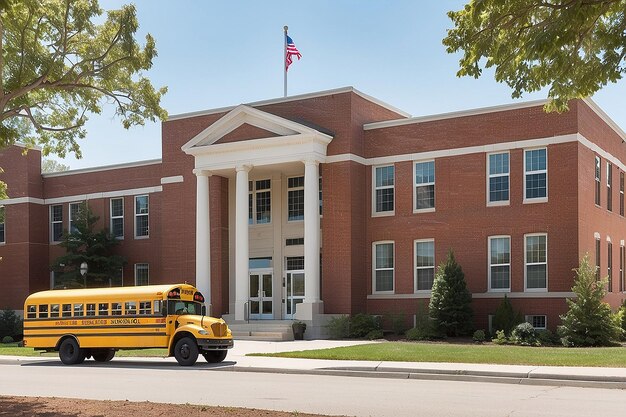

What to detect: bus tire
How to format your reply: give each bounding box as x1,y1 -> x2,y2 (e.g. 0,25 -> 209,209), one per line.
174,337 -> 198,366
93,349 -> 115,362
202,350 -> 227,363
59,338 -> 85,365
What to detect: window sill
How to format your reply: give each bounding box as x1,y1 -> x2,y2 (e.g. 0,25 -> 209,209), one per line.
524,288 -> 548,292
134,235 -> 150,240
523,197 -> 548,204
487,201 -> 510,207
488,288 -> 511,293
372,211 -> 395,218
413,208 -> 435,214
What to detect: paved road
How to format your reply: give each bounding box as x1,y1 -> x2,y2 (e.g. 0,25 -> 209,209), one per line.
1,357 -> 625,417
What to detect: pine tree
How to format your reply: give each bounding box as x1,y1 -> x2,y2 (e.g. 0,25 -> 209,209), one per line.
559,255 -> 623,346
429,250 -> 474,337
492,295 -> 524,336
51,203 -> 126,288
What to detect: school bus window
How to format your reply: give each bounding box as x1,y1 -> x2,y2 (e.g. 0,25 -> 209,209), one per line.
139,301 -> 151,315
62,304 -> 72,317
27,305 -> 36,319
98,303 -> 109,316
125,301 -> 137,315
38,305 -> 49,318
86,303 -> 96,316
74,303 -> 84,316
111,302 -> 122,315
50,304 -> 60,318
154,300 -> 162,315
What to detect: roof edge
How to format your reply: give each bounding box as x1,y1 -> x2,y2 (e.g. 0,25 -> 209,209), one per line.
42,158 -> 162,178
582,98 -> 626,142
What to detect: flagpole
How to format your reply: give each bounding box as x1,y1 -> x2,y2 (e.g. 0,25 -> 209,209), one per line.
283,25 -> 288,97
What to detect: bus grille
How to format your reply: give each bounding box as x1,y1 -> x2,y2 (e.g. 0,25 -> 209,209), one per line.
211,322 -> 227,337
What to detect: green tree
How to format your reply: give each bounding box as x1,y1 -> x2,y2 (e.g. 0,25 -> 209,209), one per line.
559,255 -> 623,346
0,307 -> 22,339
429,250 -> 474,337
443,0 -> 626,111
42,159 -> 70,173
51,202 -> 126,288
0,0 -> 168,198
492,295 -> 524,336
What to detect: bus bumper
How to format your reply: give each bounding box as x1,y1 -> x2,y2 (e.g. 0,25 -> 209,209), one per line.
197,338 -> 234,350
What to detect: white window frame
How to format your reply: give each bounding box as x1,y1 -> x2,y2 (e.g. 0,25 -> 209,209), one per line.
607,162 -> 613,212
134,195 -> 149,239
134,263 -> 149,286
287,176 -> 304,222
372,241 -> 395,294
0,205 -> 5,244
413,160 -> 436,213
525,315 -> 547,330
68,201 -> 83,234
110,197 -> 124,240
50,204 -> 63,243
486,152 -> 510,206
249,179 -> 272,225
524,233 -> 548,292
523,147 -> 548,204
595,155 -> 601,206
414,238 -> 435,293
488,235 -> 511,292
372,164 -> 395,216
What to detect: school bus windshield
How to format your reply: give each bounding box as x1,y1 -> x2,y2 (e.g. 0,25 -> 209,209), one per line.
167,300 -> 202,316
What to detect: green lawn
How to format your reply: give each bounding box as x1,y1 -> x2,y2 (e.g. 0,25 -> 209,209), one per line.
249,341 -> 626,367
0,343 -> 168,358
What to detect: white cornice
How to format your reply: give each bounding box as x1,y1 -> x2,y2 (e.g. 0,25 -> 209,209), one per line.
363,99 -> 549,130
42,159 -> 162,177
582,97 -> 626,142
0,186 -> 162,206
368,292 -> 576,300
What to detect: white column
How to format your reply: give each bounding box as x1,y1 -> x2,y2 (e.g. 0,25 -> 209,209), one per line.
235,164 -> 251,320
304,159 -> 320,303
194,170 -> 211,312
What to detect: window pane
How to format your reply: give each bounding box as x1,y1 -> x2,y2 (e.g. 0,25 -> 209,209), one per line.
375,188 -> 394,212
136,215 -> 149,236
375,166 -> 394,187
52,205 -> 62,222
489,176 -> 509,202
112,218 -> 124,238
256,179 -> 270,190
489,153 -> 509,175
286,256 -> 304,271
526,236 -> 547,263
491,266 -> 510,289
490,238 -> 510,264
415,241 -> 434,267
527,265 -> 547,288
135,264 -> 149,286
53,223 -> 63,241
256,190 -> 271,223
111,198 -> 124,217
376,270 -> 394,292
525,149 -> 546,172
135,196 -> 149,214
415,161 -> 435,184
375,243 -> 394,269
416,269 -> 434,291
416,185 -> 435,209
288,176 -> 304,188
288,189 -> 304,221
526,173 -> 547,198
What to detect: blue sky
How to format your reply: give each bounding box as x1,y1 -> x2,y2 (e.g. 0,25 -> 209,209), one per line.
54,0 -> 626,169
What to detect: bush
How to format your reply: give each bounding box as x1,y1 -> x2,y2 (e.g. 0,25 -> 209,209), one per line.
385,312 -> 408,336
406,301 -> 439,341
559,255 -> 623,346
2,336 -> 14,344
429,250 -> 473,337
492,330 -> 509,345
0,308 -> 23,340
472,329 -> 486,343
536,329 -> 559,346
511,322 -> 539,346
366,329 -> 384,340
492,295 -> 523,336
349,314 -> 381,338
325,315 -> 350,339
619,300 -> 626,341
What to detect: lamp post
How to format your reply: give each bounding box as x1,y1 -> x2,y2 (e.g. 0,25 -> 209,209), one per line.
80,262 -> 88,288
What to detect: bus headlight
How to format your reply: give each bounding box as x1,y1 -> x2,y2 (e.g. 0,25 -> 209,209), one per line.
198,329 -> 208,335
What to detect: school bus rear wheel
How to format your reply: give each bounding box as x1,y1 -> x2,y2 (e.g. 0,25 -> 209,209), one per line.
174,336 -> 199,366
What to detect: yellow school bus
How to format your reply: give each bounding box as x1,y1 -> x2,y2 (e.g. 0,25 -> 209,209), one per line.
23,283 -> 233,366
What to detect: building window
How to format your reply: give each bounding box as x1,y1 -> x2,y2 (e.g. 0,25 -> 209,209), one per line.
596,237 -> 601,280
248,179 -> 271,225
595,156 -> 601,206
415,239 -> 435,291
525,234 -> 547,290
607,163 -> 613,212
50,204 -> 63,242
287,176 -> 304,221
526,315 -> 547,330
0,206 -> 5,244
608,241 -> 613,292
524,148 -> 547,201
373,165 -> 394,214
619,172 -> 624,216
414,161 -> 435,211
286,237 -> 304,246
134,263 -> 149,286
373,242 -> 394,293
489,236 -> 511,291
69,202 -> 84,234
110,198 -> 124,239
620,245 -> 625,292
487,152 -> 510,204
134,195 -> 149,238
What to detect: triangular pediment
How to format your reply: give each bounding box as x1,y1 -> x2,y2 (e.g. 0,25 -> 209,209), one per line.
181,105 -> 329,152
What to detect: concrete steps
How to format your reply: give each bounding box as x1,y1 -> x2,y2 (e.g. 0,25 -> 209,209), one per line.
227,320 -> 295,341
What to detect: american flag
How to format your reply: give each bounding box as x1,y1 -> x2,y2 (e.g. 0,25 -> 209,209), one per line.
285,35 -> 302,71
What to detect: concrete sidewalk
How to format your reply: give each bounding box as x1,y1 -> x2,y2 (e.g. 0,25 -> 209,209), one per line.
5,340 -> 626,390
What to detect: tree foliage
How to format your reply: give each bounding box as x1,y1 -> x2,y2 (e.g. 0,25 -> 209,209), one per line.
443,0 -> 626,111
492,295 -> 524,336
558,255 -> 623,346
41,159 -> 69,173
0,307 -> 22,339
429,250 -> 474,337
51,202 -> 126,288
0,0 -> 167,198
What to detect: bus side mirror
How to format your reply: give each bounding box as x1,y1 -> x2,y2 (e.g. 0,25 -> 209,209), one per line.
202,306 -> 207,316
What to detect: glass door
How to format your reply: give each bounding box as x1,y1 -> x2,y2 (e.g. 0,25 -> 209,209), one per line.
249,270 -> 273,319
285,270 -> 305,319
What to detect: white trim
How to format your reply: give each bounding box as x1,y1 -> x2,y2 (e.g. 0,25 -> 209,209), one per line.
413,159 -> 436,213
160,175 -> 184,184
414,238 -> 435,293
372,241 -> 395,294
368,292 -> 576,300
42,159 -> 161,178
169,86 -> 411,122
607,235 -> 612,243
488,235 -> 511,292
364,99 -> 549,130
0,197 -> 45,205
372,164 -> 395,217
523,147 -> 548,203
594,232 -> 601,239
45,186 -> 162,206
524,233 -> 548,292
486,151 -> 510,206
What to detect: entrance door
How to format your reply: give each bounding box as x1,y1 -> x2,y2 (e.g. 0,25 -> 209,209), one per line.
285,270 -> 305,319
249,270 -> 273,320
